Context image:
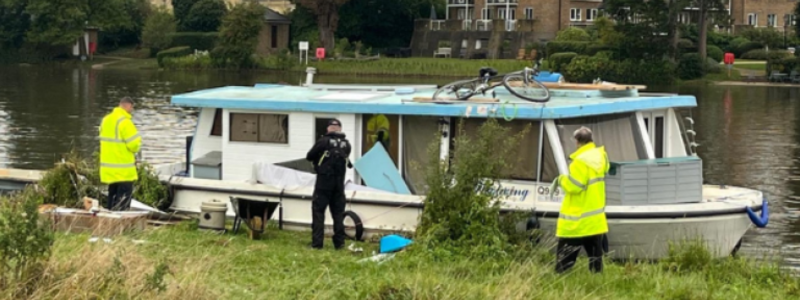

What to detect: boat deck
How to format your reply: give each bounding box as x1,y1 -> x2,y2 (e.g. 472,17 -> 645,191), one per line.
169,84 -> 697,120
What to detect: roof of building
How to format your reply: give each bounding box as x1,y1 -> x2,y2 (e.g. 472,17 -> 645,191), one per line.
264,7 -> 291,24
169,84 -> 697,120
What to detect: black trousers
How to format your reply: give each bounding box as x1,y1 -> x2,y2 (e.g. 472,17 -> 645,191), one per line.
311,175 -> 346,249
556,234 -> 606,273
107,182 -> 133,211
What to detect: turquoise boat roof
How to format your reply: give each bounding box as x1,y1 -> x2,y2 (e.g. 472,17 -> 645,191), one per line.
169,84 -> 697,120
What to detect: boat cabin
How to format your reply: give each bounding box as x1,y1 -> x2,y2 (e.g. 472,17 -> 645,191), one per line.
170,81 -> 699,204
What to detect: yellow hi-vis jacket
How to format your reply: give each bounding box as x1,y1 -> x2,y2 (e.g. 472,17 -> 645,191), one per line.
557,142 -> 610,238
99,107 -> 141,184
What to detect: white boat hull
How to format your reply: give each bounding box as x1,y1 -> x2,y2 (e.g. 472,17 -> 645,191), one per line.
161,166 -> 763,260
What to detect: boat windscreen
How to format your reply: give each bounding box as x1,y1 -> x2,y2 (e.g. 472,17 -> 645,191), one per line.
556,113 -> 648,162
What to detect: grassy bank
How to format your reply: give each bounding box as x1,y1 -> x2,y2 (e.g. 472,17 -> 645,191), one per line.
298,58 -> 540,77
12,224 -> 793,300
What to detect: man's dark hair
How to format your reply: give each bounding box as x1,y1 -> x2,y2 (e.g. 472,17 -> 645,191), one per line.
573,126 -> 593,145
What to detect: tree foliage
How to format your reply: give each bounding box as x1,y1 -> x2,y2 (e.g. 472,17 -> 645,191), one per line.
172,0 -> 196,30
182,0 -> 227,32
555,27 -> 590,42
25,0 -> 89,46
0,0 -> 31,48
141,7 -> 176,52
212,2 -> 265,68
99,0 -> 152,49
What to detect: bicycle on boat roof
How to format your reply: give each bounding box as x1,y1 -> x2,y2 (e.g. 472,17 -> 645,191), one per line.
432,58 -> 551,103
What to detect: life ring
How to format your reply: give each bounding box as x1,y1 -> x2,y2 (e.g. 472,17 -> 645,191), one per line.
343,210 -> 364,241
745,197 -> 769,228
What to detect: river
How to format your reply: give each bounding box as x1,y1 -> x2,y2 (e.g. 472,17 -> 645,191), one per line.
0,64 -> 797,266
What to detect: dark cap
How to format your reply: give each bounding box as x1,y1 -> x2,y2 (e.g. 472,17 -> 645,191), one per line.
328,119 -> 342,127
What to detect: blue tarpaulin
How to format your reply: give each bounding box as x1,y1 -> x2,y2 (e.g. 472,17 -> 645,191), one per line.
354,143 -> 411,195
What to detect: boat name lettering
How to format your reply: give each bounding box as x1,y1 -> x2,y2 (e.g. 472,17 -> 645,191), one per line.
476,182 -> 530,202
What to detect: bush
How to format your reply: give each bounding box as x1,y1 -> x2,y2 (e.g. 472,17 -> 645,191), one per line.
555,27 -> 590,42
182,0 -> 227,32
261,49 -> 296,70
157,46 -> 193,67
584,44 -> 615,56
707,45 -> 724,62
705,57 -> 722,74
38,150 -> 102,208
776,57 -> 800,72
548,52 -> 577,73
564,54 -> 675,85
212,2 -> 265,68
0,187 -> 54,296
741,49 -> 792,60
162,54 -> 213,69
169,32 -> 219,51
545,41 -> 590,56
564,54 -> 612,83
678,53 -> 705,80
735,41 -> 764,58
142,8 -> 177,54
739,28 -> 784,49
134,163 -> 171,211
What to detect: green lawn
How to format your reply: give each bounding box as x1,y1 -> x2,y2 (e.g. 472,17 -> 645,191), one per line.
13,222 -> 797,300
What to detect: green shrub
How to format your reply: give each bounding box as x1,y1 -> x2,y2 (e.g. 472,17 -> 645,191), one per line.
38,150 -> 102,208
162,54 -> 213,69
211,2 -> 265,68
564,54 -> 675,85
134,163 -> 170,211
707,45 -> 724,62
169,32 -> 219,51
555,27 -> 590,42
564,54 -> 612,83
584,44 -> 615,56
678,53 -> 705,80
548,52 -> 577,73
728,37 -> 749,51
776,57 -> 800,72
261,49 -> 296,70
705,57 -> 722,74
157,46 -> 193,66
735,41 -> 764,58
741,49 -> 792,60
0,186 -> 54,296
545,41 -> 589,56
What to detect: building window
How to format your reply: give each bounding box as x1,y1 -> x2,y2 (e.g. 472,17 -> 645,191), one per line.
509,8 -> 516,20
497,8 -> 506,20
270,25 -> 278,48
748,13 -> 757,26
211,108 -> 222,136
586,9 -> 597,22
457,8 -> 466,20
482,8 -> 489,19
524,7 -> 533,20
229,113 -> 288,144
570,8 -> 581,22
767,14 -> 776,27
678,13 -> 689,24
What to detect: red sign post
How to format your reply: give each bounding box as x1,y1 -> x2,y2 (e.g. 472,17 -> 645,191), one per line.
723,52 -> 735,77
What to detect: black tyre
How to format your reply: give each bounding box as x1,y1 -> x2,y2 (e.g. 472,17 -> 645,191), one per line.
433,78 -> 481,101
502,73 -> 551,103
343,210 -> 364,241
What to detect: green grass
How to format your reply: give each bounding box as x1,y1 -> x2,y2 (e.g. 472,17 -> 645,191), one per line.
34,222 -> 800,300
101,58 -> 159,70
734,63 -> 766,71
297,58 -> 546,77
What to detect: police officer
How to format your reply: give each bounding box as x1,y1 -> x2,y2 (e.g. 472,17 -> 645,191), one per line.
306,119 -> 352,249
555,126 -> 609,273
99,97 -> 141,211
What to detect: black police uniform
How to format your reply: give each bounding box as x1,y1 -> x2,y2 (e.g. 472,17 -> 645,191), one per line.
306,125 -> 352,249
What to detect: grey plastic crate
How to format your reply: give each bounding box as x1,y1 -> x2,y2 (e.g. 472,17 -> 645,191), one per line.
605,156 -> 703,205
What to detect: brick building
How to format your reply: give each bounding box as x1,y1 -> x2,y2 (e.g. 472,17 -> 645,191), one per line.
151,0 -> 295,14
411,0 -> 798,58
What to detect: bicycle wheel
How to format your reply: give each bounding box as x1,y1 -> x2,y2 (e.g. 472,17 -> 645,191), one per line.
502,73 -> 551,103
433,78 -> 481,100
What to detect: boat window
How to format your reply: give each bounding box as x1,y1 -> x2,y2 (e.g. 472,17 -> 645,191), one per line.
362,114 -> 399,166
654,116 -> 664,158
455,119 -> 557,182
314,117 -> 336,141
402,116 -> 440,194
556,113 -> 647,162
229,113 -> 288,144
210,108 -> 222,136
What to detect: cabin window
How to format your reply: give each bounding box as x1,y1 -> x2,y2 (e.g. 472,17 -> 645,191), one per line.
455,119 -> 557,182
361,114 -> 399,166
642,112 -> 666,158
210,108 -> 222,136
402,116 -> 440,194
314,117 -> 336,141
556,113 -> 647,162
229,113 -> 288,144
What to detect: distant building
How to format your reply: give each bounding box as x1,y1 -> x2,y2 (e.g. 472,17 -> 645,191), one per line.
257,8 -> 292,56
411,0 -> 797,58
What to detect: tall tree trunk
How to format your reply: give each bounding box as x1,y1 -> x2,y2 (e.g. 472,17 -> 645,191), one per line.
315,2 -> 341,55
698,0 -> 708,65
668,0 -> 680,63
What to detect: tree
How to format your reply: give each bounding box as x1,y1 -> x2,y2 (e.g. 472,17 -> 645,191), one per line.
0,0 -> 31,48
295,0 -> 351,53
691,0 -> 728,64
601,0 -> 672,59
555,27 -> 590,42
141,7 -> 176,52
182,0 -> 227,32
99,0 -> 152,49
212,2 -> 265,68
25,0 -> 89,46
795,2 -> 800,39
172,0 -> 196,30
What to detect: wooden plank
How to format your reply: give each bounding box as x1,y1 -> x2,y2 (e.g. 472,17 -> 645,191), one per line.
410,96 -> 499,103
540,82 -> 647,91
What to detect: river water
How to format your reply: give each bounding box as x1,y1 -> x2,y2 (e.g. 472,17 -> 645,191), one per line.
0,64 -> 797,266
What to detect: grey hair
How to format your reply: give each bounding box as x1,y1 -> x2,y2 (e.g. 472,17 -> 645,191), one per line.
573,126 -> 593,145
119,97 -> 134,105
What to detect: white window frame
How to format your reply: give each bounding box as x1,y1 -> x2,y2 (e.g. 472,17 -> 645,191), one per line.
497,8 -> 507,20
767,14 -> 776,27
524,7 -> 534,20
482,8 -> 489,20
570,8 -> 581,22
457,8 -> 466,20
509,8 -> 516,20
586,9 -> 598,22
748,13 -> 757,26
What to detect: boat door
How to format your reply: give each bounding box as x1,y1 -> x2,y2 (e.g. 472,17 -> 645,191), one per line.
641,110 -> 666,158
